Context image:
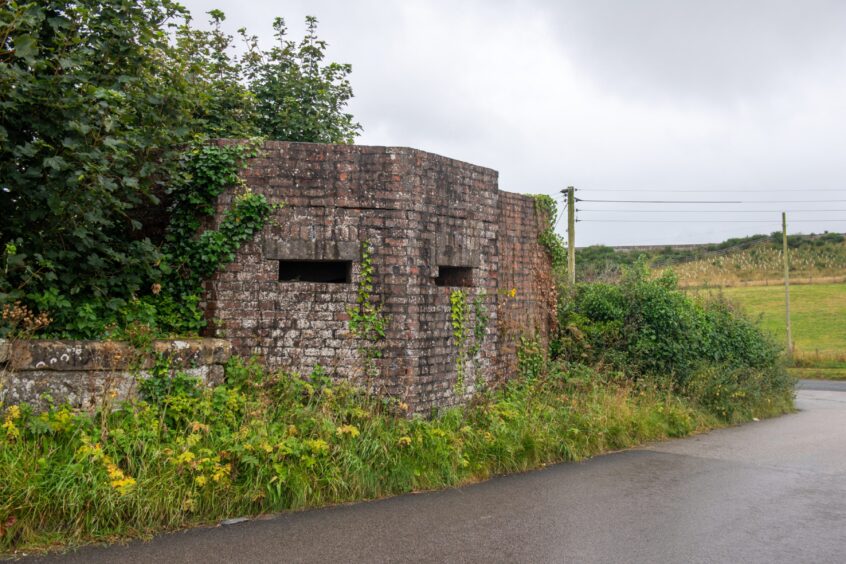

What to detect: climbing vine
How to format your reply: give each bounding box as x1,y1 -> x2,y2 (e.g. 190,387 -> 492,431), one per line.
0,141 -> 276,339
153,140 -> 277,335
532,194 -> 564,332
450,290 -> 469,395
450,289 -> 489,396
533,195 -> 567,272
347,242 -> 387,379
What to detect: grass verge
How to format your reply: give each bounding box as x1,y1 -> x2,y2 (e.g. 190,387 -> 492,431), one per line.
694,283 -> 846,375
0,359 -> 793,556
788,367 -> 846,380
716,283 -> 846,355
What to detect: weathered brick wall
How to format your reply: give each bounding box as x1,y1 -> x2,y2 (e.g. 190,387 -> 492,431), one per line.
496,191 -> 556,380
203,141 -> 551,412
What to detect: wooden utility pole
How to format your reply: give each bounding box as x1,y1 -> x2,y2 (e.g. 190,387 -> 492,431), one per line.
782,212 -> 793,356
567,186 -> 576,286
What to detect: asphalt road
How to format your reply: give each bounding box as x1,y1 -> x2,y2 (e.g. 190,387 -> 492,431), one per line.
24,381 -> 846,564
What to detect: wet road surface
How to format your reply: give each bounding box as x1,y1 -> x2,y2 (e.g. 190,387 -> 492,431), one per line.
23,381 -> 846,563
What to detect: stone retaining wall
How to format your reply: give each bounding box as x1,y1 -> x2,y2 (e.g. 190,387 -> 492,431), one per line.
0,339 -> 231,411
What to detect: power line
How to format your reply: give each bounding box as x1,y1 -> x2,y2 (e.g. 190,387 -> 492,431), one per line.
577,188 -> 846,193
578,198 -> 743,204
577,209 -> 846,213
578,219 -> 846,223
577,198 -> 846,204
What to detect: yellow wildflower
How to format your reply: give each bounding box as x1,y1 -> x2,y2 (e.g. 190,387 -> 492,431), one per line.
106,462 -> 125,481
336,424 -> 360,438
111,476 -> 136,495
195,475 -> 207,487
2,419 -> 19,441
212,464 -> 230,483
174,450 -> 196,465
305,439 -> 329,454
2,406 -> 21,441
397,436 -> 412,447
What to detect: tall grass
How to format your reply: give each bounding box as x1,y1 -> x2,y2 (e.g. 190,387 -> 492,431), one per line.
0,357 -> 792,555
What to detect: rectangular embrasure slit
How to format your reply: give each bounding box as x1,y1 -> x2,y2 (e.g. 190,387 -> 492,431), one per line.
434,266 -> 473,287
278,260 -> 352,283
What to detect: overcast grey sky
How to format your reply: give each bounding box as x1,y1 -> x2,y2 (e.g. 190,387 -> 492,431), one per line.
181,0 -> 846,245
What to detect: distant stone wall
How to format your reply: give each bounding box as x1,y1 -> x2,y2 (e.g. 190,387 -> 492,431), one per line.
203,140 -> 553,412
0,339 -> 230,411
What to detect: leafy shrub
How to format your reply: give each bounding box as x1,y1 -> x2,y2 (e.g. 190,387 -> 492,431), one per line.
554,261 -> 791,398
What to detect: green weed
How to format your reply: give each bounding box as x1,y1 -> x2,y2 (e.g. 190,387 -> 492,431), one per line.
0,356 -> 790,555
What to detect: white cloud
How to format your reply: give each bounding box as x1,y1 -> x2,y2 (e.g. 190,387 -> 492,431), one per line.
183,0 -> 846,245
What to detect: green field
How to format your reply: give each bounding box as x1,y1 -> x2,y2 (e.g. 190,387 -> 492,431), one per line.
697,283 -> 846,379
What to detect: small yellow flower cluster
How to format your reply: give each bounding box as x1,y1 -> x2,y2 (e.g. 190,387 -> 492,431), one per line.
168,441 -> 231,488
38,407 -> 74,433
106,461 -> 136,495
76,436 -> 136,495
304,438 -> 329,454
336,424 -> 360,438
350,407 -> 370,420
2,405 -> 21,441
173,450 -> 196,465
396,436 -> 412,447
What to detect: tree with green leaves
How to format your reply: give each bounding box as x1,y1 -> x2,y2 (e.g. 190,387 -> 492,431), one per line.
175,9 -> 259,139
0,1 -> 361,337
0,0 -> 197,333
242,16 -> 362,143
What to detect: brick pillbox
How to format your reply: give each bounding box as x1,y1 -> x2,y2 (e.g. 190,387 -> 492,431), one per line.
202,141 -> 554,413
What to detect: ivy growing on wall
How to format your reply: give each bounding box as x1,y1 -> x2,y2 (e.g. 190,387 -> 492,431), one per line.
450,289 -> 489,396
0,142 -> 275,339
533,195 -> 567,273
450,290 -> 469,394
347,242 -> 387,379
152,141 -> 277,335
